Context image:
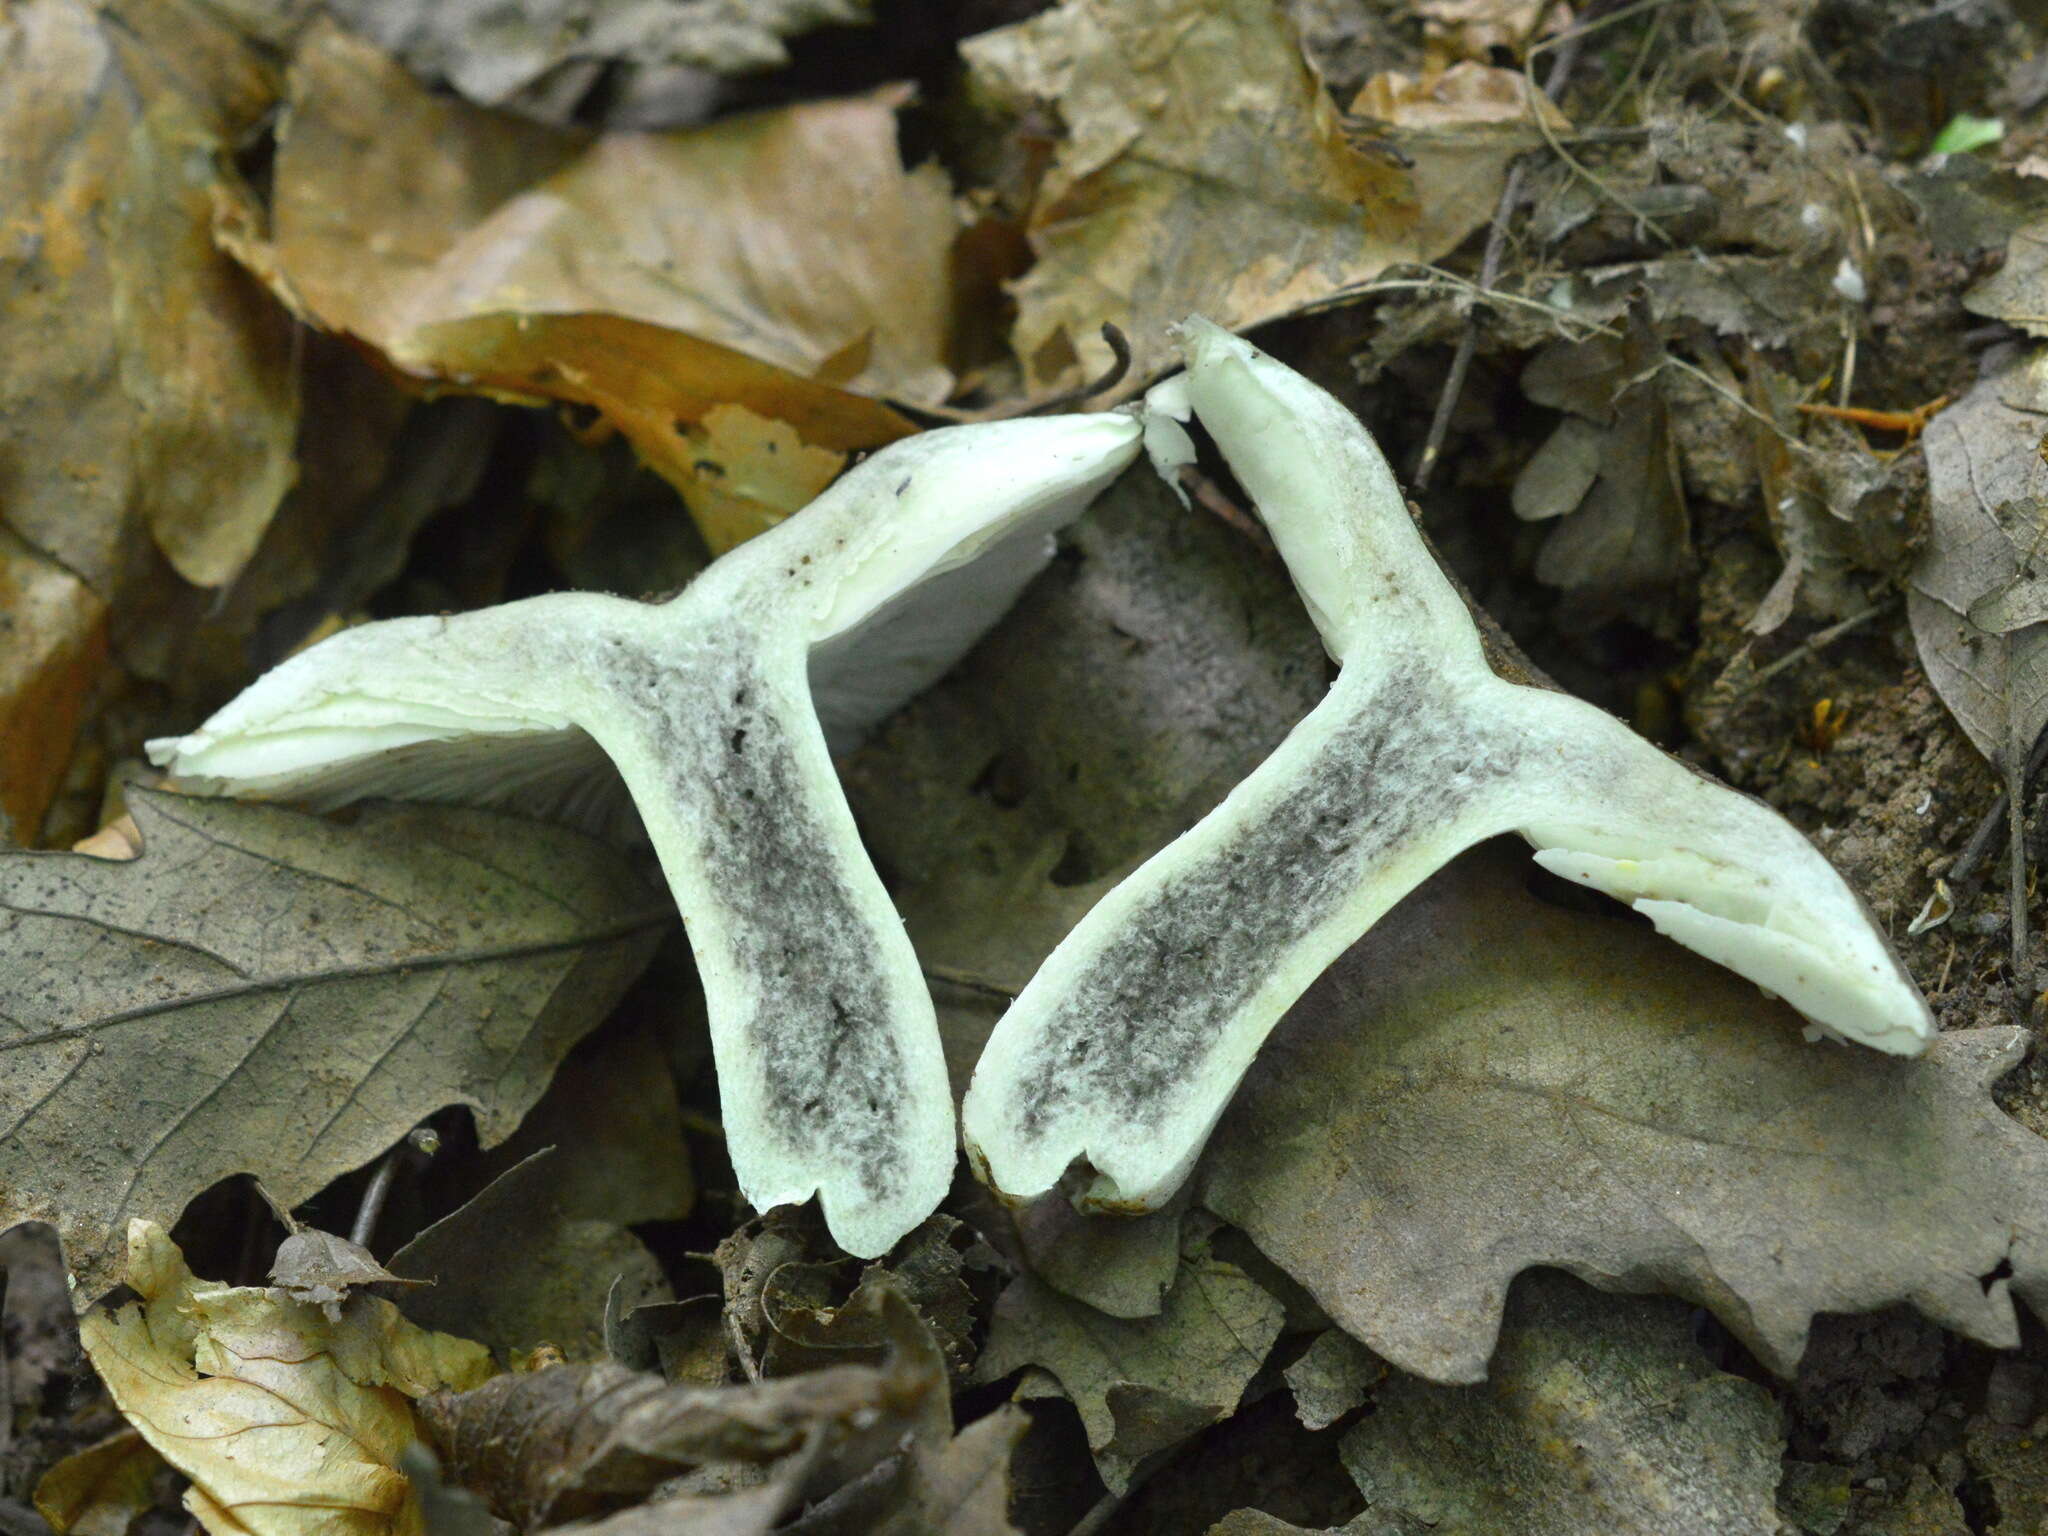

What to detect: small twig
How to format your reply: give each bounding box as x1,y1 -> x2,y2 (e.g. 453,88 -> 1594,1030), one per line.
349,1146 -> 404,1250
1946,718 -> 2048,889
349,1126 -> 440,1249
1414,7 -> 1602,489
1731,600 -> 1893,698
1178,466 -> 1277,555
923,965 -> 1020,1003
1028,323 -> 1134,415
2007,742 -> 2029,978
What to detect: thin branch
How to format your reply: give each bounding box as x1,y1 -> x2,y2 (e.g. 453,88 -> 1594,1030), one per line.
1730,600 -> 1893,698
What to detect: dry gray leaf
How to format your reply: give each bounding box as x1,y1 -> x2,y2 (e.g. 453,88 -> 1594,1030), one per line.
1911,351 -> 2048,769
973,1254 -> 1283,1495
322,0 -> 867,109
0,789 -> 668,1296
1012,1194 -> 1185,1321
392,1152 -> 668,1365
1967,218 -> 2048,335
1517,320 -> 1692,611
420,1280 -> 945,1530
391,1013 -> 692,1361
1283,1330 -> 1383,1433
1198,842 -> 2048,1384
1340,1270 -> 1782,1535
270,1227 -> 419,1319
868,1406 -> 1028,1536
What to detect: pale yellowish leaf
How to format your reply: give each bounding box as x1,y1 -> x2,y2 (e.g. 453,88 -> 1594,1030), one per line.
80,1221 -> 494,1536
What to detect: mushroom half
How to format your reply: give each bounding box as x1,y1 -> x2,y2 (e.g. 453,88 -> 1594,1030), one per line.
961,318 -> 1932,1213
150,411 -> 1144,1257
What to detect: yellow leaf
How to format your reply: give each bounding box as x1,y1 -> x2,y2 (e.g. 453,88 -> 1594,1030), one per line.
0,0 -> 297,592
209,23 -> 946,555
34,1429 -> 164,1536
675,405 -> 848,555
80,1222 -> 494,1536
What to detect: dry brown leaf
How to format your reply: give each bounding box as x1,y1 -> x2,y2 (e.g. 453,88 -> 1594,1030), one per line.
34,1429 -> 167,1536
964,0 -> 1547,397
1415,0 -> 1571,67
234,24 -> 936,548
974,1249 -> 1283,1494
0,532 -> 108,843
0,0 -> 297,594
420,1279 -> 947,1530
673,405 -> 848,556
81,1222 -> 493,1536
1198,843 -> 2048,1385
1350,62 -> 1570,259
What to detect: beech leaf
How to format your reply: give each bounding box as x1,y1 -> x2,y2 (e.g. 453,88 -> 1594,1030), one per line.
0,0 -> 297,595
79,1222 -> 494,1536
0,789 -> 669,1296
1198,843 -> 2048,1384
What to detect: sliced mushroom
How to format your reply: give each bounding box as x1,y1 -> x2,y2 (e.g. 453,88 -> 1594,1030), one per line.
150,412 -> 1144,1256
962,318 -> 1932,1213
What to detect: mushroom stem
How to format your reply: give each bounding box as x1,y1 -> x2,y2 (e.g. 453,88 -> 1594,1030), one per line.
961,318 -> 1933,1213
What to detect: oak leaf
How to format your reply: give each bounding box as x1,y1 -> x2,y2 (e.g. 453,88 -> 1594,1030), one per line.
0,789 -> 669,1296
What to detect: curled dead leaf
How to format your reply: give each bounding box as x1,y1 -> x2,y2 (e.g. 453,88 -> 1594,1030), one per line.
80,1222 -> 493,1536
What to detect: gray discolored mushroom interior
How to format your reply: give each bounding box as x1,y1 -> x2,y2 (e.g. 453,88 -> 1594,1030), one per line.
607,642 -> 917,1213
961,318 -> 1933,1216
148,410 -> 1146,1256
1004,660 -> 1519,1145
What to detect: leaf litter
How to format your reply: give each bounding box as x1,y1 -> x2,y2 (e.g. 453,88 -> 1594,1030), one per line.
11,0 -> 2048,1530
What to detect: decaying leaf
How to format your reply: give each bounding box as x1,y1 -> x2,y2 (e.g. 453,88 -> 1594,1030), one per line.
872,1405 -> 1029,1536
1513,313 -> 1693,612
1011,1193 -> 1186,1321
389,1011 -> 692,1362
711,1208 -> 978,1382
0,788 -> 669,1296
974,1250 -> 1283,1494
965,0 -> 1543,396
34,1429 -> 167,1536
0,0 -> 297,595
1282,1330 -> 1383,1433
1198,842 -> 2048,1385
310,0 -> 870,109
1910,350 -> 2048,771
1340,1270 -> 1783,1535
419,1279 -> 947,1530
80,1221 -> 494,1536
1966,214 -> 2048,335
1349,63 -> 1569,256
271,1226 -> 421,1320
1737,353 -> 1912,635
0,531 -> 108,843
